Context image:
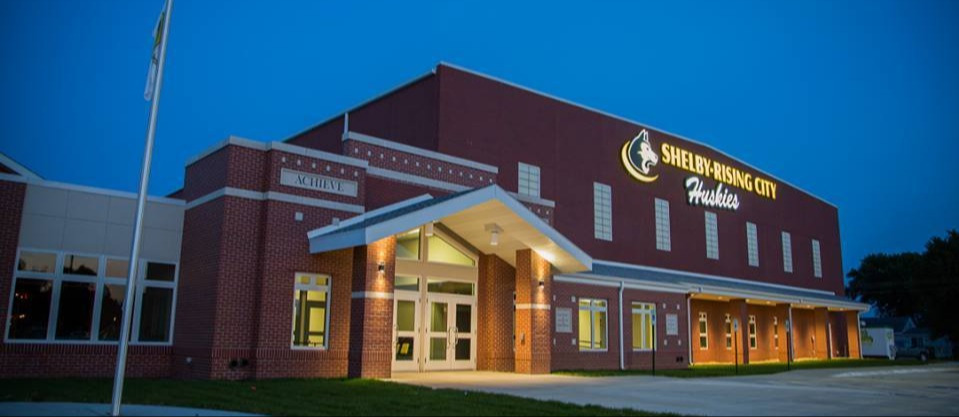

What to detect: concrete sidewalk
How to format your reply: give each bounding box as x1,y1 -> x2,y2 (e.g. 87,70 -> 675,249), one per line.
390,363 -> 959,416
0,402 -> 261,416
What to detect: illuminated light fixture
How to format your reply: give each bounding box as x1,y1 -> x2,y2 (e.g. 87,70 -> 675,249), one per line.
377,262 -> 386,273
538,280 -> 545,288
424,222 -> 434,237
485,223 -> 503,246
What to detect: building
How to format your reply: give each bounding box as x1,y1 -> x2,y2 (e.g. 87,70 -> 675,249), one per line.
0,63 -> 868,379
863,317 -> 954,359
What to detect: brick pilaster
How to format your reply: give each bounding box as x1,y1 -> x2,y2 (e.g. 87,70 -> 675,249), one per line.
477,254 -> 516,372
731,299 -> 750,365
514,249 -> 552,374
347,237 -> 396,378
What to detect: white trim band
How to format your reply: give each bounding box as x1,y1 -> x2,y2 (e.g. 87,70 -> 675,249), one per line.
344,131 -> 499,174
0,152 -> 42,180
367,167 -> 471,193
0,173 -> 185,206
185,187 -> 365,213
186,136 -> 369,169
351,291 -> 394,300
515,303 -> 551,310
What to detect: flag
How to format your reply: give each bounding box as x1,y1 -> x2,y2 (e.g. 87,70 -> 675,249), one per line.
143,7 -> 166,101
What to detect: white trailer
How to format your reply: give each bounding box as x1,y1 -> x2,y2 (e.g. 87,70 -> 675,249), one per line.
861,327 -> 896,360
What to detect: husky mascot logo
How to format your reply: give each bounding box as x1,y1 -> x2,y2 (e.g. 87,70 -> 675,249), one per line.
621,129 -> 659,183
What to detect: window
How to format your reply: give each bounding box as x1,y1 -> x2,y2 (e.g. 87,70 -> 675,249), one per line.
578,298 -> 608,351
593,182 -> 612,241
6,250 -> 178,344
394,275 -> 420,292
292,273 -> 330,348
782,231 -> 793,273
655,198 -> 671,251
724,314 -> 733,349
426,278 -> 474,296
698,312 -> 708,349
518,162 -> 541,198
705,211 -> 719,260
812,239 -> 823,278
748,315 -> 757,350
773,317 -> 780,349
427,234 -> 475,267
631,302 -> 656,351
396,228 -> 421,260
746,222 -> 759,267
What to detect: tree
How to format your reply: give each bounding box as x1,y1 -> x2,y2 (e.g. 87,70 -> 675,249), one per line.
847,230 -> 959,348
847,252 -> 923,320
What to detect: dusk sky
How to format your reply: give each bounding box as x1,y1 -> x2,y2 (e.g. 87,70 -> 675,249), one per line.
1,0 -> 956,278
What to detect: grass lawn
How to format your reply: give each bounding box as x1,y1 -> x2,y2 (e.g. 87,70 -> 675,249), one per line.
0,377 -> 670,416
557,358 -> 932,378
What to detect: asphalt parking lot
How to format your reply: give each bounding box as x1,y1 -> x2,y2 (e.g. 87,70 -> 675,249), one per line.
391,363 -> 959,416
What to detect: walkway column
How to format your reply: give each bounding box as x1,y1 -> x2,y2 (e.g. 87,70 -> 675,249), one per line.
731,299 -> 750,365
846,311 -> 862,359
814,307 -> 829,360
514,249 -> 552,374
347,236 -> 396,378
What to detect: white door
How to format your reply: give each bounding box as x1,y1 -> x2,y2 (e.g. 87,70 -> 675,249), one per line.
423,293 -> 476,371
392,292 -> 420,372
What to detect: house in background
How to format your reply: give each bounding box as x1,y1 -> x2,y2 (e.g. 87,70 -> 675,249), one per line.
862,317 -> 954,359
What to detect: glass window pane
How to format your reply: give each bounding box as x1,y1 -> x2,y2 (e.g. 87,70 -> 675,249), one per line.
396,228 -> 421,260
396,336 -> 415,361
455,338 -> 471,360
98,284 -> 127,341
9,279 -> 53,339
292,289 -> 327,347
578,308 -> 591,350
430,302 -> 448,332
594,311 -> 607,349
146,262 -> 176,282
427,235 -> 475,266
395,275 -> 419,292
138,287 -> 173,342
427,279 -> 474,295
63,255 -> 98,276
430,337 -> 447,360
632,313 -> 643,349
593,300 -> 607,308
106,259 -> 130,279
455,304 -> 471,333
55,281 -> 96,340
396,300 -> 415,332
18,252 -> 57,273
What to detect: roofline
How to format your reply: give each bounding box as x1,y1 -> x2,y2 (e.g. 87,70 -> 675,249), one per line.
436,61 -> 838,209
0,151 -> 42,180
185,135 -> 369,169
0,172 -> 184,206
280,69 -> 437,144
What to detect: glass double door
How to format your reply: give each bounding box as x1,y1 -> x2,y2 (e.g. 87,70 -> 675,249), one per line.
393,291 -> 476,372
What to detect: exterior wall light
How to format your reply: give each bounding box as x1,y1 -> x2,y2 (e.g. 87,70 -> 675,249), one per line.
538,280 -> 545,288
377,262 -> 385,273
485,223 -> 503,246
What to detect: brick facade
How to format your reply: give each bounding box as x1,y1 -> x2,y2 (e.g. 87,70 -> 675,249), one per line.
513,249 -> 552,374
476,254 -> 515,372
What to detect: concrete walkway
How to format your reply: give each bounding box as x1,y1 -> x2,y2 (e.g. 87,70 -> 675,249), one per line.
0,402 -> 260,416
389,363 -> 959,416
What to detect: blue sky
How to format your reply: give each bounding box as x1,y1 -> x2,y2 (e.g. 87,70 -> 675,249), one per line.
1,0 -> 957,277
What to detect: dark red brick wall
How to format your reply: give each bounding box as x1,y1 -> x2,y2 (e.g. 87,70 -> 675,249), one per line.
514,250 -> 551,374
0,345 -> 172,378
552,281 -> 689,371
365,176 -> 447,211
791,307 -> 828,360
347,237 -> 396,378
286,116 -> 347,155
476,254 -> 515,372
0,180 -> 25,351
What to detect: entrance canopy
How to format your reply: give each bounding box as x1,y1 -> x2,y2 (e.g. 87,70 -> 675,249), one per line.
307,185 -> 592,273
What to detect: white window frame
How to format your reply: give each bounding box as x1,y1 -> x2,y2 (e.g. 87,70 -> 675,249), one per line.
782,231 -> 793,273
698,312 -> 708,350
593,182 -> 612,241
773,316 -> 780,350
578,298 -> 609,352
812,239 -> 823,278
518,162 -> 541,198
705,211 -> 719,260
746,222 -> 759,267
724,314 -> 733,350
631,302 -> 656,352
4,247 -> 178,346
748,315 -> 757,350
655,198 -> 671,252
291,272 -> 332,350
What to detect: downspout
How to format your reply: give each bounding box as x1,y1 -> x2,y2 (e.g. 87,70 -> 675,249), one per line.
619,281 -> 626,371
788,305 -> 795,362
687,293 -> 694,365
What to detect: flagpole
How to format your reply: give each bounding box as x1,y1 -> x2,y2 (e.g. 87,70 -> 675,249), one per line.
111,0 -> 173,415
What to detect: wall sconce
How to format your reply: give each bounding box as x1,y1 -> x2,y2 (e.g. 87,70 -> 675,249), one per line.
377,262 -> 386,273
485,223 -> 503,246
538,280 -> 545,289
425,221 -> 434,237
